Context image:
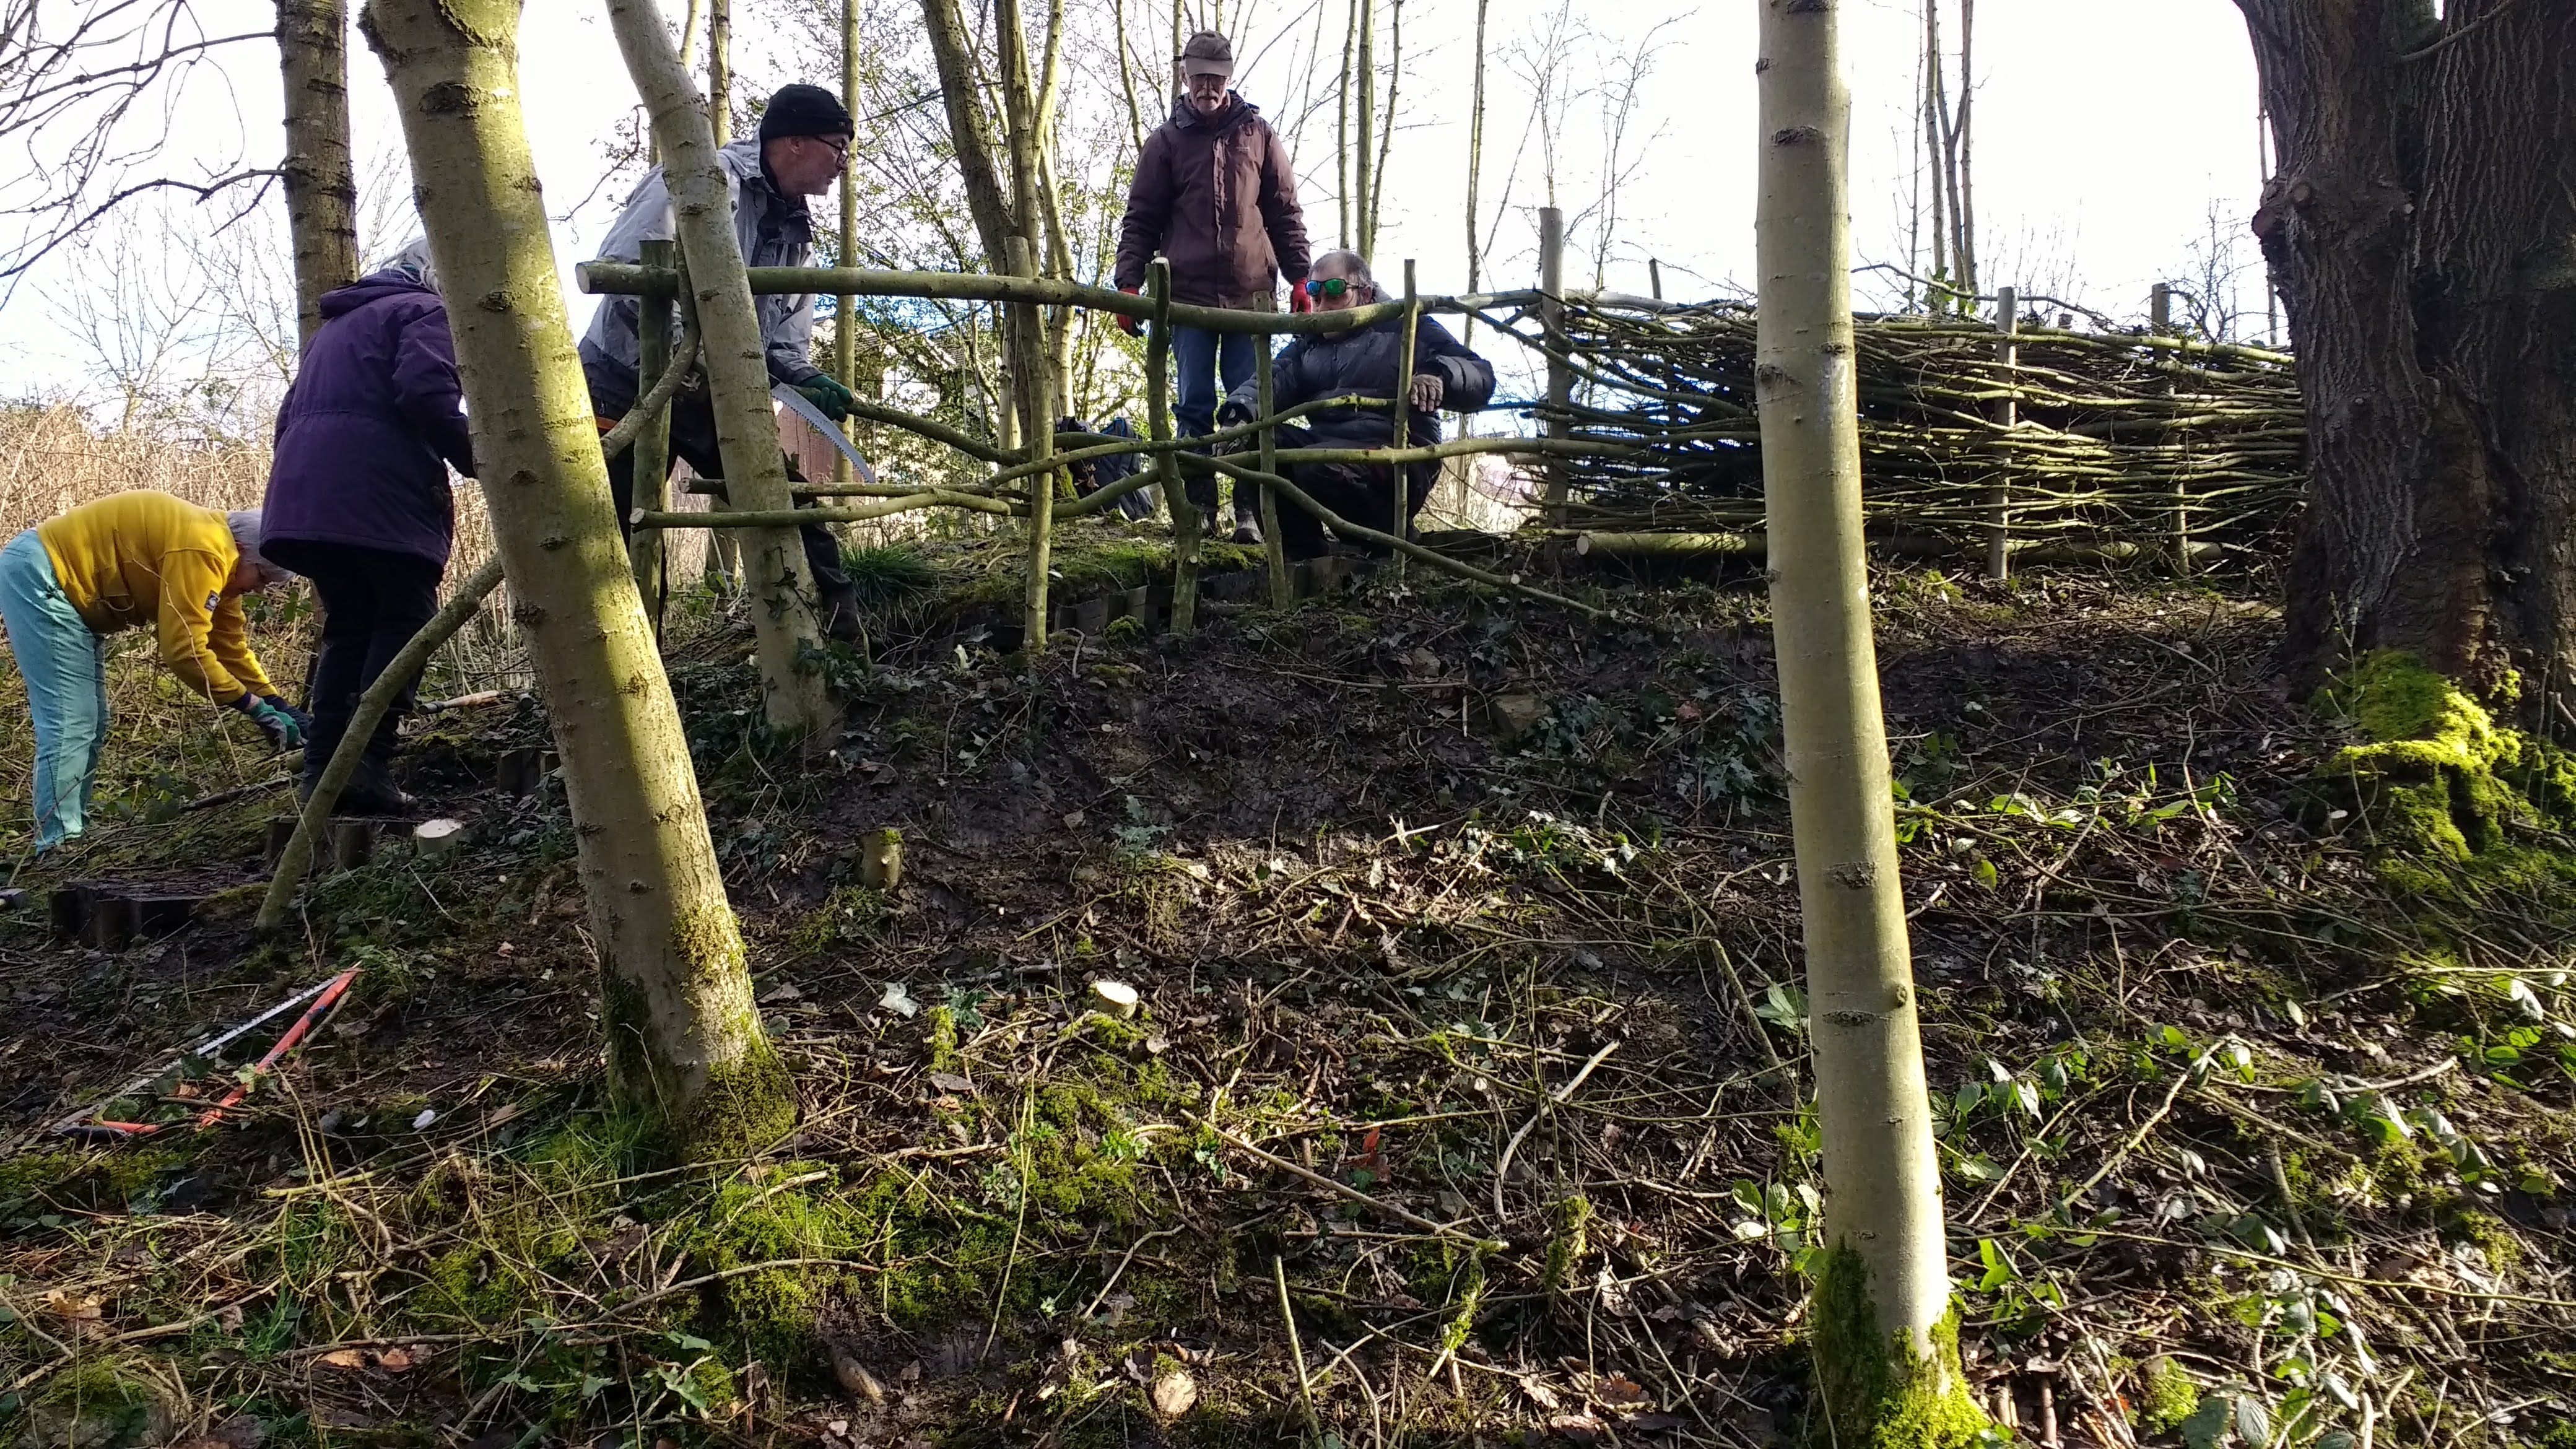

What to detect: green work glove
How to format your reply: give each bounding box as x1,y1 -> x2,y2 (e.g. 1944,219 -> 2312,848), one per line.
231,692 -> 304,752
796,374 -> 856,422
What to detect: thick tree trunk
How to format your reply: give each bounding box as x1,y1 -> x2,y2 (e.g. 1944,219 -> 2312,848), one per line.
2243,0 -> 2576,715
277,0 -> 359,347
1754,2 -> 1980,1443
605,0 -> 833,739
357,0 -> 793,1159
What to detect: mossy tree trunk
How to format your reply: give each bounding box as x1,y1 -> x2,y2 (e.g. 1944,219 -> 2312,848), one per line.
277,0 -> 359,347
359,0 -> 793,1160
1752,2 -> 1983,1443
604,0 -> 832,739
2240,0 -> 2576,719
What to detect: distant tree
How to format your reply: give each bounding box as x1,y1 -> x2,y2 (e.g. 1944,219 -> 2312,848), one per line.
2239,0 -> 2576,710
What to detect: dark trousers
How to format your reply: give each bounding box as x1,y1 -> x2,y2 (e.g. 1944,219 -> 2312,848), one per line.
587,367 -> 852,599
1173,325 -> 1260,526
1266,425 -> 1437,561
263,540 -> 443,769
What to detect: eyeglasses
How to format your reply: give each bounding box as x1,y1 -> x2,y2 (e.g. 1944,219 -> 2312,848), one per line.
1303,277 -> 1354,298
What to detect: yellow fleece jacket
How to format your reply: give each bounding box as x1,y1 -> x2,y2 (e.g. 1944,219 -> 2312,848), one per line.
35,490 -> 277,705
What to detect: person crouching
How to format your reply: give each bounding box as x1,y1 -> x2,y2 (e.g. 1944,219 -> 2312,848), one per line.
259,237 -> 476,817
1217,250 -> 1494,560
0,492 -> 302,852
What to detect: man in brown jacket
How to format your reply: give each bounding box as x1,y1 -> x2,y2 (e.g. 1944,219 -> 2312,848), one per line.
1115,30 -> 1312,543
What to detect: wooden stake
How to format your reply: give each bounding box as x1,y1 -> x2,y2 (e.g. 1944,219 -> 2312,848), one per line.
1390,258 -> 1418,581
629,238 -> 677,629
1151,259 -> 1200,632
1986,284 -> 2016,581
1012,235 -> 1055,652
1257,341 -> 1290,606
1539,207 -> 1570,523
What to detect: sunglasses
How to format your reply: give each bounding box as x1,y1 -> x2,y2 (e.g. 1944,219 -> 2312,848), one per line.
1303,277 -> 1357,298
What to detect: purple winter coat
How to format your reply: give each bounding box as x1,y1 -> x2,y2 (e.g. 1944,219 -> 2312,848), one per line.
262,268 -> 475,567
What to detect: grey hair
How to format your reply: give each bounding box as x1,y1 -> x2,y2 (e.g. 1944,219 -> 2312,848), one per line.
225,511 -> 293,587
381,235 -> 437,290
1312,249 -> 1376,292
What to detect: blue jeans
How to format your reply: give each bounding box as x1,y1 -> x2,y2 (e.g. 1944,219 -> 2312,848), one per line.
0,529 -> 107,850
1172,326 -> 1258,521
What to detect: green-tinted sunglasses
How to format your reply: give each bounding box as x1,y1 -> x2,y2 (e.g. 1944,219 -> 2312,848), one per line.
1303,277 -> 1354,298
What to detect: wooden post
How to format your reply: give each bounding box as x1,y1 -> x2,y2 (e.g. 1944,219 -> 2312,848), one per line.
1258,341 -> 1289,607
1985,284 -> 2016,581
1539,207 -> 1570,523
1648,257 -> 1663,302
1149,259 -> 1198,632
2151,281 -> 2172,333
835,0 -> 859,489
1012,235 -> 1055,651
630,238 -> 677,631
1390,258 -> 1418,583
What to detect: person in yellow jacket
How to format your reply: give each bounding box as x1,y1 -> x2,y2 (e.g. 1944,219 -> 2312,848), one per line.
0,490 -> 305,851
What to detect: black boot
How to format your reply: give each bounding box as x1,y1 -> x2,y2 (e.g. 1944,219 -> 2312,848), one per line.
1232,493 -> 1264,547
817,576 -> 864,644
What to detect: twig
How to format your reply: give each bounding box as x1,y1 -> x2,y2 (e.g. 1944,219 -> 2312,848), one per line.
2063,1069 -> 2192,1209
1490,1037 -> 1622,1224
1198,1118 -> 1500,1250
1276,1255 -> 1322,1442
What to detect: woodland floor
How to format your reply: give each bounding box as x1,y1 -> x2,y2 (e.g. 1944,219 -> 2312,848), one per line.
3,536 -> 2575,1449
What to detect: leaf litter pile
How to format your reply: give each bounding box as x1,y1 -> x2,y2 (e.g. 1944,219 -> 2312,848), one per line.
5,556 -> 2576,1448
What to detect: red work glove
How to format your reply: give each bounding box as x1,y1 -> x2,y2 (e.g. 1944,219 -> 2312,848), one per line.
1116,285 -> 1143,337
1287,279 -> 1315,315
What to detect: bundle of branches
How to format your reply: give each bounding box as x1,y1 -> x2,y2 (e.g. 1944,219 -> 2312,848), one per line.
1539,299 -> 2306,562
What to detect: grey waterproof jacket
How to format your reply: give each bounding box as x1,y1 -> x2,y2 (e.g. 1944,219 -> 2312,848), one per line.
580,138 -> 823,389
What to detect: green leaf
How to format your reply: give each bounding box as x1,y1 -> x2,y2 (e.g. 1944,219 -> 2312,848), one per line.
2178,1393 -> 2232,1449
2232,1393 -> 2271,1446
1973,858 -> 1999,889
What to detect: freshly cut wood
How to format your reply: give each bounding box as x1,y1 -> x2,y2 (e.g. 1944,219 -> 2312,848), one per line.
1089,980 -> 1141,1020
412,819 -> 473,856
1577,531 -> 1759,558
858,828 -> 903,890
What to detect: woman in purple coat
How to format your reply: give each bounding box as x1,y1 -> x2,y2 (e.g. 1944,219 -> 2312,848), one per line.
260,238 -> 475,815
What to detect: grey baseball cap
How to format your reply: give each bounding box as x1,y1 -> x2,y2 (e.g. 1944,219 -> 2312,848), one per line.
1181,30 -> 1234,79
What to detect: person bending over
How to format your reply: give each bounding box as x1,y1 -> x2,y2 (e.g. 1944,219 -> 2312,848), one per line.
0,492 -> 300,851
1218,250 -> 1494,560
581,82 -> 864,640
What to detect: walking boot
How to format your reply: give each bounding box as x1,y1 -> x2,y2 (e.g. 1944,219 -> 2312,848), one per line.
1232,494 -> 1264,547
817,577 -> 865,644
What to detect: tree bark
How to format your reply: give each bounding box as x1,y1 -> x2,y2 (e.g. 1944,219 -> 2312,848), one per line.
707,0 -> 731,145
277,0 -> 359,347
2240,0 -> 2576,712
1355,0 -> 1376,260
357,0 -> 793,1159
921,0 -> 1018,269
835,0 -> 859,487
605,0 -> 833,739
1754,1 -> 1979,1442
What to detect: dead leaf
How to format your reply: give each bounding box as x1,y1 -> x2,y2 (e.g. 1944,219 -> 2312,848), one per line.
1595,1374 -> 1652,1411
1545,1412 -> 1606,1443
1520,1377 -> 1562,1411
374,1347 -> 414,1373
1148,1368 -> 1198,1419
209,1415 -> 266,1449
927,1071 -> 974,1095
40,1289 -> 102,1321
833,1351 -> 886,1404
319,1349 -> 367,1370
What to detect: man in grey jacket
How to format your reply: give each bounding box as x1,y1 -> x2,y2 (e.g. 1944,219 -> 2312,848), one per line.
581,82 -> 861,638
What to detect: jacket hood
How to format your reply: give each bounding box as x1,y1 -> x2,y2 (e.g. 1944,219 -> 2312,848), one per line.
319,268 -> 439,319
1170,92 -> 1258,131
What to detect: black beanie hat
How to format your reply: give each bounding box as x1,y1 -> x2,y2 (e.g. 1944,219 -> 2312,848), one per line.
759,83 -> 853,143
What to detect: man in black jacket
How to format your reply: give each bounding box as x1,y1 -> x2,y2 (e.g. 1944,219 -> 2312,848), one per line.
1220,250 -> 1495,560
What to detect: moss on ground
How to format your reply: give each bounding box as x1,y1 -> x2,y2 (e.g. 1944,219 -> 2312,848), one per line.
2319,651 -> 2576,898
2136,1356 -> 2199,1434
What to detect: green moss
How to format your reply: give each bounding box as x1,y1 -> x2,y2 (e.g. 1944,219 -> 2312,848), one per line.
20,1359 -> 170,1449
683,1164 -> 875,1370
1806,1245 -> 1988,1448
2319,651 -> 2576,896
0,1147 -> 185,1211
925,1004 -> 962,1073
668,1040 -> 798,1161
2137,1357 -> 2200,1434
785,885 -> 891,957
1544,1193 -> 1593,1298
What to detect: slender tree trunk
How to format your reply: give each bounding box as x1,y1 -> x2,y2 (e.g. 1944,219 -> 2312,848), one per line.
835,0 -> 859,487
277,0 -> 360,347
1338,0 -> 1355,248
1952,0 -> 1976,300
1753,2 -> 1980,1442
921,0 -> 1017,267
606,0 -> 832,738
358,0 -> 793,1159
1113,0 -> 1147,158
1369,0 -> 1399,260
707,0 -> 731,144
2240,0 -> 2576,712
1921,0 -> 1947,308
1463,0 -> 1487,347
1355,0 -> 1375,259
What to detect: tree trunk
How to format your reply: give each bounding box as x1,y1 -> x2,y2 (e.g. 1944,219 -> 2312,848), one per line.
1753,1 -> 1980,1442
835,0 -> 859,487
1463,0 -> 1487,346
1338,0 -> 1355,248
707,0 -> 731,145
1355,0 -> 1375,259
357,0 -> 793,1159
277,0 -> 359,347
921,0 -> 1018,268
2241,0 -> 2576,713
605,0 -> 833,739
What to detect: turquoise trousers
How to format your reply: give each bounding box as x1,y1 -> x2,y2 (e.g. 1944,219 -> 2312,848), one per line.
0,529 -> 107,850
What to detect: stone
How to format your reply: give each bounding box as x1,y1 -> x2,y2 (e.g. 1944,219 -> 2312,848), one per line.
1481,692 -> 1549,744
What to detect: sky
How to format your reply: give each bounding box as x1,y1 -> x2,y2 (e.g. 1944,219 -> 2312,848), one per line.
0,0 -> 2272,403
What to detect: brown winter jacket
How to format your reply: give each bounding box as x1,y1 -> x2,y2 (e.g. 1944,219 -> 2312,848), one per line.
1115,95 -> 1311,308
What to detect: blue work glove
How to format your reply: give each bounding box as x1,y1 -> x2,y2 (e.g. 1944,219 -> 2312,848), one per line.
795,375 -> 856,422
231,693 -> 304,751
261,694 -> 315,736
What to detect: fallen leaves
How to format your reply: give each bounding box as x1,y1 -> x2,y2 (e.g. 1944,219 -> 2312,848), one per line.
1147,1367 -> 1198,1420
